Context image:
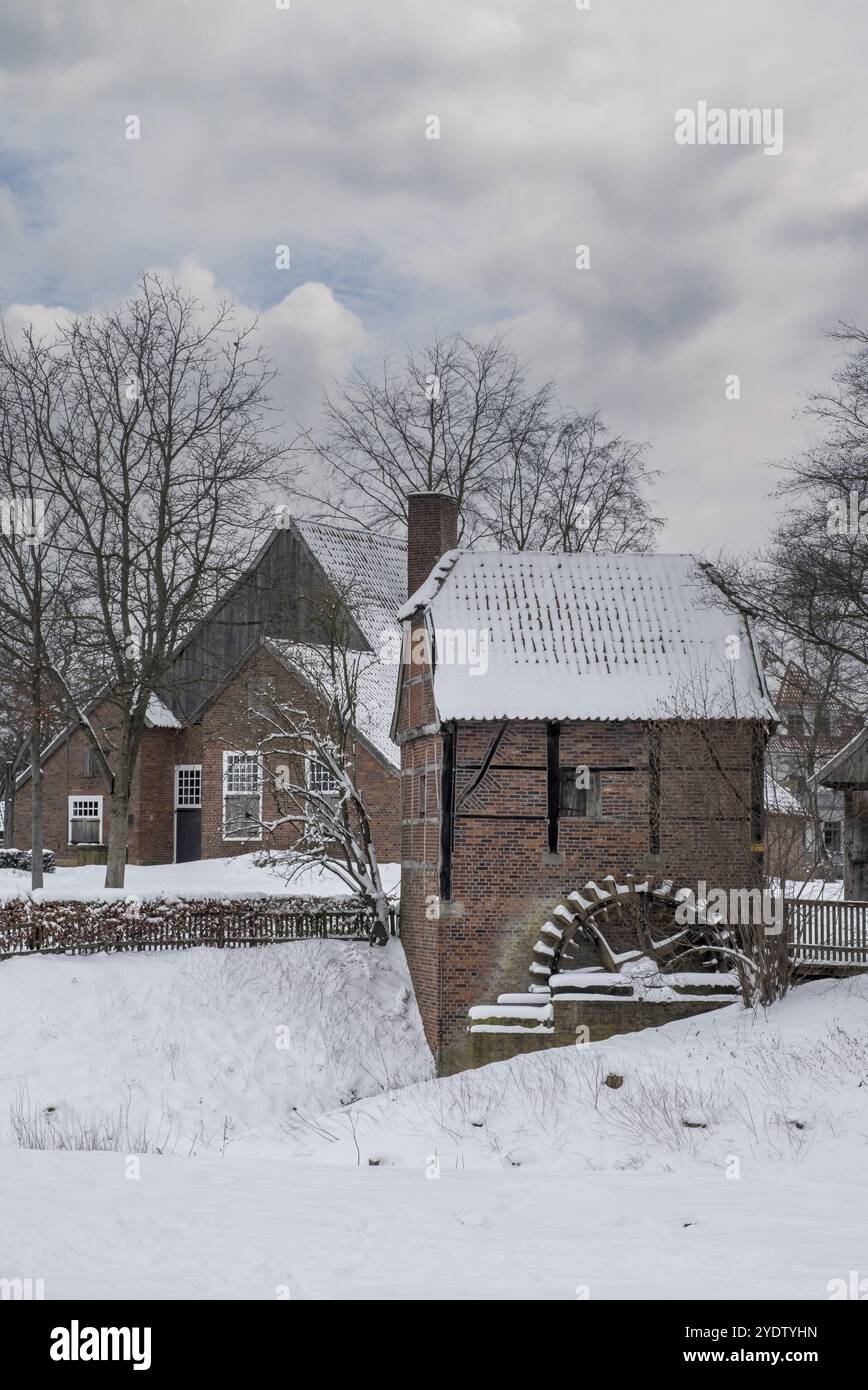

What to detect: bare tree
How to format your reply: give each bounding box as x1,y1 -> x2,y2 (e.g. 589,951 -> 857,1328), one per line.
485,408 -> 662,553
306,331 -> 550,540
703,322 -> 868,689
760,641 -> 861,886
0,356 -> 79,888
249,597 -> 392,945
0,275 -> 284,888
305,329 -> 660,553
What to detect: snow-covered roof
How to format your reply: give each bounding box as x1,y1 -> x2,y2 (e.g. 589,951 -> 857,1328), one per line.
765,774 -> 802,817
294,519 -> 406,654
400,551 -> 777,724
266,639 -> 400,768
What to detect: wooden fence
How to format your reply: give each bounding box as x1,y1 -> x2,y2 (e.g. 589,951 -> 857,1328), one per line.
2,891 -> 863,971
0,897 -> 399,959
786,897 -> 868,970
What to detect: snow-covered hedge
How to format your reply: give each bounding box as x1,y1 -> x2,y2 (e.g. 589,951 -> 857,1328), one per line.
0,848 -> 55,873
0,893 -> 387,957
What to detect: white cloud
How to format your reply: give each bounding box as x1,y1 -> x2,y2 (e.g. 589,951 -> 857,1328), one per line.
259,281 -> 367,423
1,0 -> 867,548
3,303 -> 74,340
3,259 -> 367,432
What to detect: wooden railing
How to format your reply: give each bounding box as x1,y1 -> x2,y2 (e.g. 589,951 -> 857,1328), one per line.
786,897 -> 868,969
0,898 -> 400,958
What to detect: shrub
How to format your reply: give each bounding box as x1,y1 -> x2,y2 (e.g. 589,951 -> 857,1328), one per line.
0,848 -> 55,873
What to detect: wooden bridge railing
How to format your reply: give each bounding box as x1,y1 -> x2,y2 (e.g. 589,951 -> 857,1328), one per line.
786,897 -> 868,969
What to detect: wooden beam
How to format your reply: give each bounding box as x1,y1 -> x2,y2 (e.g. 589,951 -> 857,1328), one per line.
439,722 -> 456,901
546,722 -> 560,854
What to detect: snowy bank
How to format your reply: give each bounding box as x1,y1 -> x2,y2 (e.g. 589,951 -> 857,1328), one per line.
3,963 -> 868,1299
289,975 -> 868,1181
0,939 -> 431,1150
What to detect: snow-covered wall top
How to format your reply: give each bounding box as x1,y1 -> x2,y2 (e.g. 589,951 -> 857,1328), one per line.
407,551 -> 777,724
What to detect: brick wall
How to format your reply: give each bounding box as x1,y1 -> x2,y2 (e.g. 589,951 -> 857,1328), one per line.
10,696 -> 174,867
189,646 -> 400,863
396,609 -> 444,1046
459,997 -> 730,1074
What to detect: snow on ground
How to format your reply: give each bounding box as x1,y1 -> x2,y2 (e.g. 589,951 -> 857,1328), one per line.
2,1150 -> 862,1300
0,852 -> 401,904
2,946 -> 868,1299
782,878 -> 845,901
289,976 -> 868,1182
0,940 -> 432,1151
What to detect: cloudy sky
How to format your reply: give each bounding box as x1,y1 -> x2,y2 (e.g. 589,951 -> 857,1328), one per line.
2,0 -> 867,552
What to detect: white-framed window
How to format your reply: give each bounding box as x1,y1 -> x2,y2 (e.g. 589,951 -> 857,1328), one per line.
69,795 -> 103,846
222,752 -> 262,841
306,756 -> 341,798
175,765 -> 202,809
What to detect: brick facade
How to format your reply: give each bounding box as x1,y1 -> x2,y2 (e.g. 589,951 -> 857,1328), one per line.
14,644 -> 400,868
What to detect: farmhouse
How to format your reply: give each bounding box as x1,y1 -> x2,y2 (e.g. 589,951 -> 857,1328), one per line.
765,662 -> 861,879
393,493 -> 778,1072
13,518 -> 405,866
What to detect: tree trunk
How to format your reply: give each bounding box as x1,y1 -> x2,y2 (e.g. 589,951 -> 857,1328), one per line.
3,757 -> 14,848
30,732 -> 43,892
104,721 -> 141,889
367,889 -> 390,946
105,790 -> 130,888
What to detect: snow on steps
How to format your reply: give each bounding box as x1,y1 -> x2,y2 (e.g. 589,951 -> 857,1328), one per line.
468,997 -> 554,1034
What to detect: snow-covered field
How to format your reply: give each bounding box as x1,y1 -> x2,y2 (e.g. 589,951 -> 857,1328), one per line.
1,940 -> 867,1299
4,1149 -> 862,1301
0,852 -> 401,904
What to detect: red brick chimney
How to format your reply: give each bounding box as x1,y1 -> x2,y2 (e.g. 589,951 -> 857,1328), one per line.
407,491 -> 459,597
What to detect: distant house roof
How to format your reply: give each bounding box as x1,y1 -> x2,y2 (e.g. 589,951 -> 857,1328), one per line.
16,687 -> 183,788
398,551 -> 777,724
293,518 -> 406,654
280,521 -> 405,766
816,726 -> 868,788
15,518 -> 407,786
765,774 -> 802,817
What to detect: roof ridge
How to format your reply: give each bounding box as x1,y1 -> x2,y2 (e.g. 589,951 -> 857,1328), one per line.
294,516 -> 407,549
